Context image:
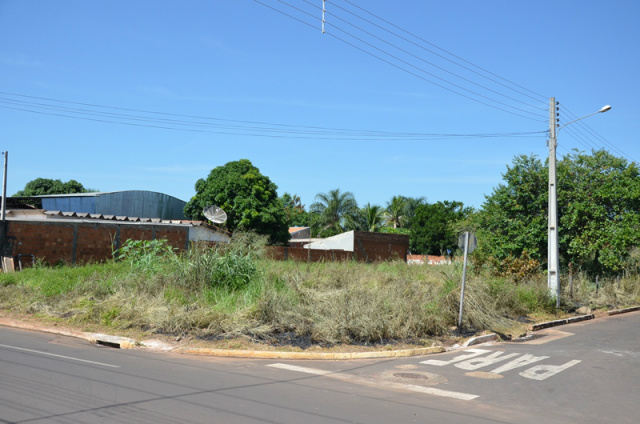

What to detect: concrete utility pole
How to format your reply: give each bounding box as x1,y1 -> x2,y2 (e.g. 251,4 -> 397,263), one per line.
547,99 -> 560,306
547,100 -> 611,307
1,151 -> 7,222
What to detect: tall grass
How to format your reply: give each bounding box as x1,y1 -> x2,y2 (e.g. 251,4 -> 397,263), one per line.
563,272 -> 640,309
1,235 -> 638,346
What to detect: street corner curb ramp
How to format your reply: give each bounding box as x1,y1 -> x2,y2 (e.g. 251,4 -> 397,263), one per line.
85,333 -> 136,349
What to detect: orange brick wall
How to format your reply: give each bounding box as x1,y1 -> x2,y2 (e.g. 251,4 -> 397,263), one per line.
7,220 -> 189,266
75,224 -> 118,263
353,232 -> 409,262
268,246 -> 353,262
269,232 -> 409,263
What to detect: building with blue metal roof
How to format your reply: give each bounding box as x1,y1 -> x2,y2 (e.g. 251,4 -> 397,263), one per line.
35,190 -> 187,220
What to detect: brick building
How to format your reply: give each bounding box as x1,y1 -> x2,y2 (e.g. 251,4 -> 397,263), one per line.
278,230 -> 409,263
1,209 -> 229,267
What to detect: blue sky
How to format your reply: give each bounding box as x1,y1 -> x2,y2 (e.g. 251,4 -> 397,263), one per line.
2,1 -> 638,210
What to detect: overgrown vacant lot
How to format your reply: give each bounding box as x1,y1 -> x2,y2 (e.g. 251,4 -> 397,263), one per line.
1,236 -> 639,350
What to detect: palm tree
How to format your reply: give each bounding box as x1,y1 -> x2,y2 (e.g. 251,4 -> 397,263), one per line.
384,195 -> 407,229
346,203 -> 385,232
403,196 -> 427,227
361,203 -> 385,232
310,188 -> 358,237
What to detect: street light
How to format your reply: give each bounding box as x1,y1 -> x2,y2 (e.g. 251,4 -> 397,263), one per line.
547,98 -> 611,307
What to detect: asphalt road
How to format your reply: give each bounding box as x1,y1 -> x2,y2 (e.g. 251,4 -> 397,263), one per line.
1,311 -> 638,423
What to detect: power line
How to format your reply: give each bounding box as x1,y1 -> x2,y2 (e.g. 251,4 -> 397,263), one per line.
337,0 -> 549,102
314,1 -> 546,113
561,125 -> 601,152
327,23 -> 545,119
259,0 -> 546,122
254,0 -> 318,31
325,31 -> 545,122
559,104 -> 634,162
318,0 -> 547,111
0,92 -> 546,141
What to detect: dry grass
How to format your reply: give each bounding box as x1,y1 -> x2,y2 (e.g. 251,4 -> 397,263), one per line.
1,242 -> 638,348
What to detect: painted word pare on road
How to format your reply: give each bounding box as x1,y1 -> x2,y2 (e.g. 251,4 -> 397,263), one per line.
421,349 -> 581,381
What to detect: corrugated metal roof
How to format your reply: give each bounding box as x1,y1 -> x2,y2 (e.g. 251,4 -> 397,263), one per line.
34,190 -> 187,220
40,210 -> 227,233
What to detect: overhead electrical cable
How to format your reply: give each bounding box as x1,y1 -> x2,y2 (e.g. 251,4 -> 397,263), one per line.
309,0 -> 547,111
0,91 -> 407,135
324,31 -> 545,122
264,0 -> 546,122
561,105 -> 633,161
326,14 -> 546,117
561,125 -> 602,152
0,92 -> 545,141
307,2 -> 545,113
337,0 -> 549,102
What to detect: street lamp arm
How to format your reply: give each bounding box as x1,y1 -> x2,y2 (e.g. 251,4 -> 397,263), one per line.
557,105 -> 611,132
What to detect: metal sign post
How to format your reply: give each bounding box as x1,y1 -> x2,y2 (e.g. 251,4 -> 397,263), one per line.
457,232 -> 476,333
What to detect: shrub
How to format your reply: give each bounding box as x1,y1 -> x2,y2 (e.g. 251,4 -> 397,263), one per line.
117,239 -> 176,272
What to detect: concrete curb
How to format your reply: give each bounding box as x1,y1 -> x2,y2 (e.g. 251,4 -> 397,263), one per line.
174,346 -> 445,360
0,315 -> 445,359
530,314 -> 595,331
3,306 -> 638,359
462,333 -> 498,347
608,306 -> 640,316
530,306 -> 640,331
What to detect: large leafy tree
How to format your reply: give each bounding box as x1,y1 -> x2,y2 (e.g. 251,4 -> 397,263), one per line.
474,154 -> 548,261
402,196 -> 427,228
15,178 -> 89,196
558,150 -> 640,274
475,149 -> 640,275
279,192 -> 308,227
411,201 -> 471,255
309,188 -> 358,237
184,159 -> 289,245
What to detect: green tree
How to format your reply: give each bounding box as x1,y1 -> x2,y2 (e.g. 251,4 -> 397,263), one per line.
309,188 -> 358,237
384,195 -> 407,229
402,196 -> 427,229
411,201 -> 471,255
347,203 -> 385,232
476,150 -> 640,275
558,150 -> 640,275
184,159 -> 289,245
474,154 -> 548,262
14,178 -> 89,196
279,193 -> 308,227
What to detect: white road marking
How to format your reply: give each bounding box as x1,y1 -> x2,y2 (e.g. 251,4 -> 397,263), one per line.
268,363 -> 331,375
599,350 -> 640,359
489,354 -> 549,374
268,363 -> 479,401
422,349 -> 581,381
0,343 -> 120,368
420,348 -> 490,366
454,351 -> 520,371
519,360 -> 581,381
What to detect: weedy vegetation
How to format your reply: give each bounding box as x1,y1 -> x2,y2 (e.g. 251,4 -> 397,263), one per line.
1,233 -> 639,348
